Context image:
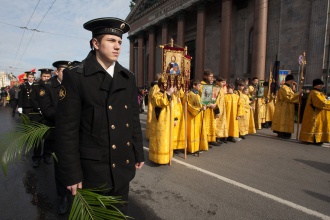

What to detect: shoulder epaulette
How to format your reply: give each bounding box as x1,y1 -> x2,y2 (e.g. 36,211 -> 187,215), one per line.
67,61 -> 81,70
76,62 -> 84,74
67,60 -> 84,74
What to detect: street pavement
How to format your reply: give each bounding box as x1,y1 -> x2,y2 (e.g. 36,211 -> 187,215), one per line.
0,106 -> 329,220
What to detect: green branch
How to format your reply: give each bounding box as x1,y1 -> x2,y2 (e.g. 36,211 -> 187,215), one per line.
0,114 -> 49,175
70,188 -> 131,220
0,114 -> 130,219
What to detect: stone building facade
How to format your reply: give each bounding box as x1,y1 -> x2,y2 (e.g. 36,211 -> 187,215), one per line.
126,0 -> 330,88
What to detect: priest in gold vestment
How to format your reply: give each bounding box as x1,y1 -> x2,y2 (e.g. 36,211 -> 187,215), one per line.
185,80 -> 208,153
299,79 -> 330,144
236,84 -> 255,138
271,75 -> 302,139
215,77 -> 227,142
172,88 -> 186,150
148,82 -> 176,164
263,81 -> 275,128
225,84 -> 243,142
248,77 -> 263,129
146,74 -> 162,139
200,69 -> 221,146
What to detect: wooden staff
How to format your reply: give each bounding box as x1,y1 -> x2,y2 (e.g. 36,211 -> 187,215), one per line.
265,64 -> 273,123
296,52 -> 306,140
169,39 -> 174,165
169,95 -> 173,166
183,46 -> 189,159
184,93 -> 187,159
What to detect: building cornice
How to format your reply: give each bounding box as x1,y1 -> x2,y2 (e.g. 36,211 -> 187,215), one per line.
128,0 -> 207,36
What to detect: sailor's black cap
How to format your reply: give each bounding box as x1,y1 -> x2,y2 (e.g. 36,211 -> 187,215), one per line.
83,17 -> 130,38
52,61 -> 70,68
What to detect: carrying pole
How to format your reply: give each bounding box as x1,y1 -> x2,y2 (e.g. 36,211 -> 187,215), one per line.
184,47 -> 188,159
296,52 -> 307,140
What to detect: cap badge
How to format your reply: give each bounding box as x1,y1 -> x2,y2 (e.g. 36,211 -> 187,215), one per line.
120,23 -> 125,30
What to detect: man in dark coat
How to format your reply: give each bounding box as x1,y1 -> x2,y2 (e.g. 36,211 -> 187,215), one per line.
29,69 -> 53,167
9,84 -> 19,116
54,17 -> 145,214
18,71 -> 36,115
39,61 -> 71,214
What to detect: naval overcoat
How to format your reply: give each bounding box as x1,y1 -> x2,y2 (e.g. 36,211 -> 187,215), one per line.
18,82 -> 34,110
54,51 -> 144,191
39,76 -> 62,125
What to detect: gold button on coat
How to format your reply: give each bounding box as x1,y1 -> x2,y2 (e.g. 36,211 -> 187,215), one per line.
127,142 -> 130,146
111,125 -> 115,129
126,123 -> 129,127
108,105 -> 112,110
126,160 -> 129,164
112,145 -> 116,149
112,164 -> 116,168
124,105 -> 128,109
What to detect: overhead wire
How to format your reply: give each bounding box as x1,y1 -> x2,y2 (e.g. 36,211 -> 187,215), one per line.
0,21 -> 88,40
12,0 -> 41,67
17,0 -> 57,66
4,0 -> 308,75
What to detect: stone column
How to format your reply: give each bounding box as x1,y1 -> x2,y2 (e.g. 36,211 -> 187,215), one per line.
162,20 -> 169,44
220,0 -> 232,80
148,27 -> 156,85
177,13 -> 185,47
251,0 -> 268,79
137,32 -> 145,88
195,1 -> 206,80
306,0 -> 328,84
128,35 -> 135,73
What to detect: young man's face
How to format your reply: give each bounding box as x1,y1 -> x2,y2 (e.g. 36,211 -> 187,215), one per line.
193,83 -> 201,91
56,67 -> 65,82
27,75 -> 35,83
314,84 -> 324,90
216,80 -> 226,88
238,84 -> 244,91
93,34 -> 122,65
252,79 -> 259,85
205,74 -> 214,84
286,80 -> 293,85
41,73 -> 51,82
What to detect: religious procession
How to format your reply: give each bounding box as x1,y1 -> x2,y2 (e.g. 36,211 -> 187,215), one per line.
145,48 -> 330,166
1,0 -> 330,218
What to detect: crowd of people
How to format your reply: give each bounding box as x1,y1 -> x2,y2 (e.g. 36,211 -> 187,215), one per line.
1,16 -> 329,218
145,70 -> 330,164
11,64 -> 71,214
0,86 -> 10,108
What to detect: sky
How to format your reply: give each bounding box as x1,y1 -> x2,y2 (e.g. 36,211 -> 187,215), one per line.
0,0 -> 132,77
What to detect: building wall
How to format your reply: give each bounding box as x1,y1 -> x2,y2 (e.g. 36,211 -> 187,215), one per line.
204,1 -> 221,76
306,0 -> 328,83
232,4 -> 249,79
265,0 -> 281,78
277,0 -> 311,75
127,0 -> 329,85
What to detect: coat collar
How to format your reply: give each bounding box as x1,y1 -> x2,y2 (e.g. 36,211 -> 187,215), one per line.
49,76 -> 61,88
79,50 -> 130,92
109,62 -> 130,94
